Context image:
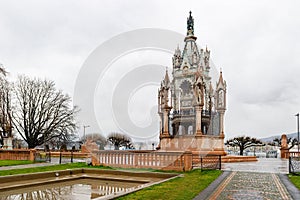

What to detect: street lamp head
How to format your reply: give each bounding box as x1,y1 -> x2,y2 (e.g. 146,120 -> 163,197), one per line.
83,125 -> 91,144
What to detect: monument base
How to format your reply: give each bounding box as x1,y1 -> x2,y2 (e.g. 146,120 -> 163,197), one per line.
158,135 -> 226,156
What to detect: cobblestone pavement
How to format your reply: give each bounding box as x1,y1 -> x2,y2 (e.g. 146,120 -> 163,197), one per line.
195,158 -> 299,200
208,171 -> 292,200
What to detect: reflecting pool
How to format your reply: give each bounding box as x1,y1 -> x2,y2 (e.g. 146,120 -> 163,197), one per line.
0,179 -> 142,200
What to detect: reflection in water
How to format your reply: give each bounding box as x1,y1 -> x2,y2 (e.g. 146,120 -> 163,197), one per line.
0,179 -> 142,200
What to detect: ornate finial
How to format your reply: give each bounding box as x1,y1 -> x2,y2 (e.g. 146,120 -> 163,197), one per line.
163,67 -> 170,88
187,11 -> 194,36
175,44 -> 181,55
218,69 -> 224,85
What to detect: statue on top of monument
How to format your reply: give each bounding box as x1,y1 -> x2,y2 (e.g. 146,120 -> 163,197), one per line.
187,11 -> 194,35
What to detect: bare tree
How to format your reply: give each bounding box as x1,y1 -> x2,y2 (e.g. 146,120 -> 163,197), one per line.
12,76 -> 78,148
107,132 -> 133,150
270,137 -> 281,147
269,137 -> 298,150
47,130 -> 78,150
225,136 -> 264,156
135,142 -> 146,150
0,76 -> 12,146
84,133 -> 107,150
288,138 -> 298,150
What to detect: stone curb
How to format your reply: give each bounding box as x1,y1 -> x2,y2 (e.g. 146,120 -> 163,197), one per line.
278,174 -> 300,200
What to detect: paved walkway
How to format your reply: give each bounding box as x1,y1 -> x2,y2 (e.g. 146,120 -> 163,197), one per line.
0,162 -> 56,170
195,158 -> 300,200
0,157 -> 88,171
222,158 -> 289,174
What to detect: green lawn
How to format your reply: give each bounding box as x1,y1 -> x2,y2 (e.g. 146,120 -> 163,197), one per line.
0,162 -> 89,176
117,169 -> 222,200
289,174 -> 300,190
0,160 -> 34,167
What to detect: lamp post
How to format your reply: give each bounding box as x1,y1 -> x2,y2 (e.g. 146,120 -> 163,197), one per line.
83,125 -> 90,143
296,113 -> 299,153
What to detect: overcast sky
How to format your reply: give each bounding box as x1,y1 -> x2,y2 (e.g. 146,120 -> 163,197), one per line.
1,0 -> 300,140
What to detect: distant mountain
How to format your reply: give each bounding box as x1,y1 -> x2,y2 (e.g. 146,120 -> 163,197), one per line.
260,132 -> 299,143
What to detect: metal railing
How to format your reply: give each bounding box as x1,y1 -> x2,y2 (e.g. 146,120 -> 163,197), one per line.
289,153 -> 300,174
192,154 -> 222,170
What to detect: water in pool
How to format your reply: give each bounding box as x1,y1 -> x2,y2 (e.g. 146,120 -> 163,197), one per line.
0,179 -> 142,200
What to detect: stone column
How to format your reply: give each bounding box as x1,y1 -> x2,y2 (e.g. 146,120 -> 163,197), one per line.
195,105 -> 203,135
185,125 -> 189,135
163,107 -> 171,135
219,110 -> 225,137
163,111 -> 168,134
159,114 -> 162,134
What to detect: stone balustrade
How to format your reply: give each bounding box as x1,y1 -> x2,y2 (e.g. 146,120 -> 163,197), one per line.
91,150 -> 193,171
286,151 -> 300,158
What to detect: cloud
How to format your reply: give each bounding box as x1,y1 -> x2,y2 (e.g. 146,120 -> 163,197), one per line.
0,0 -> 299,139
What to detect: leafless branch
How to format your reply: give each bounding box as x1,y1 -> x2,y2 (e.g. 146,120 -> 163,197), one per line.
12,76 -> 79,148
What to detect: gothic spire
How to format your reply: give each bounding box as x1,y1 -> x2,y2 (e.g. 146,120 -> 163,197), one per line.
216,70 -> 227,94
175,44 -> 181,56
218,70 -> 224,85
162,68 -> 170,88
187,11 -> 194,36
